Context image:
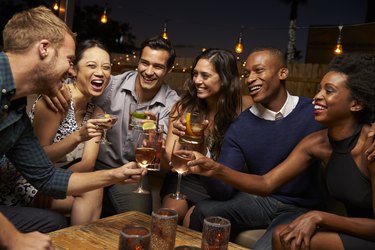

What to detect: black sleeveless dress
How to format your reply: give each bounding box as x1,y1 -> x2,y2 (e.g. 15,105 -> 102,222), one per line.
326,125 -> 375,249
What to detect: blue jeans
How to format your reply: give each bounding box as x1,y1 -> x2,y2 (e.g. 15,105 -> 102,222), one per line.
102,180 -> 153,216
96,160 -> 153,216
189,192 -> 308,250
0,205 -> 67,233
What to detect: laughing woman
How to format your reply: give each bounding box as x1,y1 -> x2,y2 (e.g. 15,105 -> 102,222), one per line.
160,48 -> 253,225
188,53 -> 375,249
0,39 -> 112,225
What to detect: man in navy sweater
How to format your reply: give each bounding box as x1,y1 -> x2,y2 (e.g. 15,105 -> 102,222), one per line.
188,47 -> 326,250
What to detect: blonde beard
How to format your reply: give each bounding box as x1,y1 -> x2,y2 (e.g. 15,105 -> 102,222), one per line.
33,54 -> 61,97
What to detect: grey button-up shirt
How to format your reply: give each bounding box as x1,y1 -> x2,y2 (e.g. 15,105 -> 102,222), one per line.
94,70 -> 180,168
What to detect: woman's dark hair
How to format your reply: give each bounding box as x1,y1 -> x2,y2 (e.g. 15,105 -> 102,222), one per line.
329,53 -> 375,124
139,36 -> 176,70
173,48 -> 242,158
74,39 -> 110,65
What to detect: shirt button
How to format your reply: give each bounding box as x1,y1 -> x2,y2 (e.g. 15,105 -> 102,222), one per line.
4,104 -> 9,110
1,89 -> 6,94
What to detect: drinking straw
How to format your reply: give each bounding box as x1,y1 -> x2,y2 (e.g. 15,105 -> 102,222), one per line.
156,112 -> 160,129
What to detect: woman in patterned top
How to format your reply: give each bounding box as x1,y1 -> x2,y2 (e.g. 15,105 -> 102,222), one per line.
0,39 -> 112,225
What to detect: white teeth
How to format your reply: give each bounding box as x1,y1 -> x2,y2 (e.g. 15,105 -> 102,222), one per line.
250,85 -> 261,92
92,80 -> 103,84
314,104 -> 325,110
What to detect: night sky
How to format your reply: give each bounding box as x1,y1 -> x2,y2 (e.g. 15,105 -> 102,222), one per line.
82,0 -> 368,61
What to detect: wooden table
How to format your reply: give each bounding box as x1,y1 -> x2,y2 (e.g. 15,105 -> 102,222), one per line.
49,211 -> 248,249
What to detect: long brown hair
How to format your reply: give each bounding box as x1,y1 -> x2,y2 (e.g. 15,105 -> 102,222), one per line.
172,48 -> 242,158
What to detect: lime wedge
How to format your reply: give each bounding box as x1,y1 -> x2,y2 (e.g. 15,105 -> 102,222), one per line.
132,111 -> 146,119
142,121 -> 156,130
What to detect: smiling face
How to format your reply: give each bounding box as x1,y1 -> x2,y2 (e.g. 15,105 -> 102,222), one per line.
313,71 -> 359,126
35,33 -> 75,96
244,50 -> 288,111
75,46 -> 111,97
136,46 -> 170,92
192,58 -> 221,101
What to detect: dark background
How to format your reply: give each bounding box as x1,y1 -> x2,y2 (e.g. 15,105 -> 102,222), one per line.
1,0 -> 374,62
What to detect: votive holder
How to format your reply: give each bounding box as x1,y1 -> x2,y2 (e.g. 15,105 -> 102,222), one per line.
201,216 -> 231,250
150,208 -> 178,250
119,225 -> 151,250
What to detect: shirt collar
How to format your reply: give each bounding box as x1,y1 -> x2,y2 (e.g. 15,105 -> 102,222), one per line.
122,70 -> 168,107
249,92 -> 299,120
0,52 -> 16,95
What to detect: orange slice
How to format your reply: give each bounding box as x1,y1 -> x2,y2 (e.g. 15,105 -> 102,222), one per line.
185,112 -> 194,136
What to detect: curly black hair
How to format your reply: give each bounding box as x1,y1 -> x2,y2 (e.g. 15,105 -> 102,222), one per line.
329,53 -> 375,124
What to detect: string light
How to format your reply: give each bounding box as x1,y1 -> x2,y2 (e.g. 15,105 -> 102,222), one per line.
162,21 -> 168,40
100,9 -> 108,24
235,26 -> 244,56
334,25 -> 343,55
52,1 -> 59,11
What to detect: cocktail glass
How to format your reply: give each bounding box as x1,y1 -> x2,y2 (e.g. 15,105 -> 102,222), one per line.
169,140 -> 194,200
95,113 -> 118,145
180,111 -> 205,145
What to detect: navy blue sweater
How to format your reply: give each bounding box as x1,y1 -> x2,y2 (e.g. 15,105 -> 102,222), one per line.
203,97 -> 326,208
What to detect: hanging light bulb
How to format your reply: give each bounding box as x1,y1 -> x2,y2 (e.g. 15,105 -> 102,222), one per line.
334,44 -> 343,55
235,37 -> 243,54
162,21 -> 168,40
100,9 -> 108,24
52,1 -> 59,11
334,25 -> 343,55
235,26 -> 244,55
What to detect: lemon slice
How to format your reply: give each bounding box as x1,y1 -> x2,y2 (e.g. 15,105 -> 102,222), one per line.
142,121 -> 156,130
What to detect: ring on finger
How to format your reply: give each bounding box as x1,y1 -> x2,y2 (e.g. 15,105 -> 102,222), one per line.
95,125 -> 99,130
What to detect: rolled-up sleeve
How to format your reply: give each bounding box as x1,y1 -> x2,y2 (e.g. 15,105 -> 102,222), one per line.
3,114 -> 72,198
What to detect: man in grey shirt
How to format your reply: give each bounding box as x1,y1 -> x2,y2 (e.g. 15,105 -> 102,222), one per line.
94,36 -> 179,215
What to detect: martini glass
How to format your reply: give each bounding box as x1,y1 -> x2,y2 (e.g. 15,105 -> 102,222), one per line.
95,113 -> 118,145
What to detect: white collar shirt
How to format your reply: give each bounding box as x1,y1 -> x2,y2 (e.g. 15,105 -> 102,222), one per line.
249,92 -> 299,120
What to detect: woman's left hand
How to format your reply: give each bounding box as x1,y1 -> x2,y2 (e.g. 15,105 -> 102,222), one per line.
80,118 -> 113,142
278,211 -> 322,250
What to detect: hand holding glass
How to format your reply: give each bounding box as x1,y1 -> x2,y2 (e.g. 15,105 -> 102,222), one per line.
95,113 -> 118,145
180,111 -> 205,145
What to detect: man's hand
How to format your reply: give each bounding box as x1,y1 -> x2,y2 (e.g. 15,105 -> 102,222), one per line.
43,85 -> 70,113
8,231 -> 54,250
187,152 -> 223,177
111,162 -> 145,184
144,110 -> 157,121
